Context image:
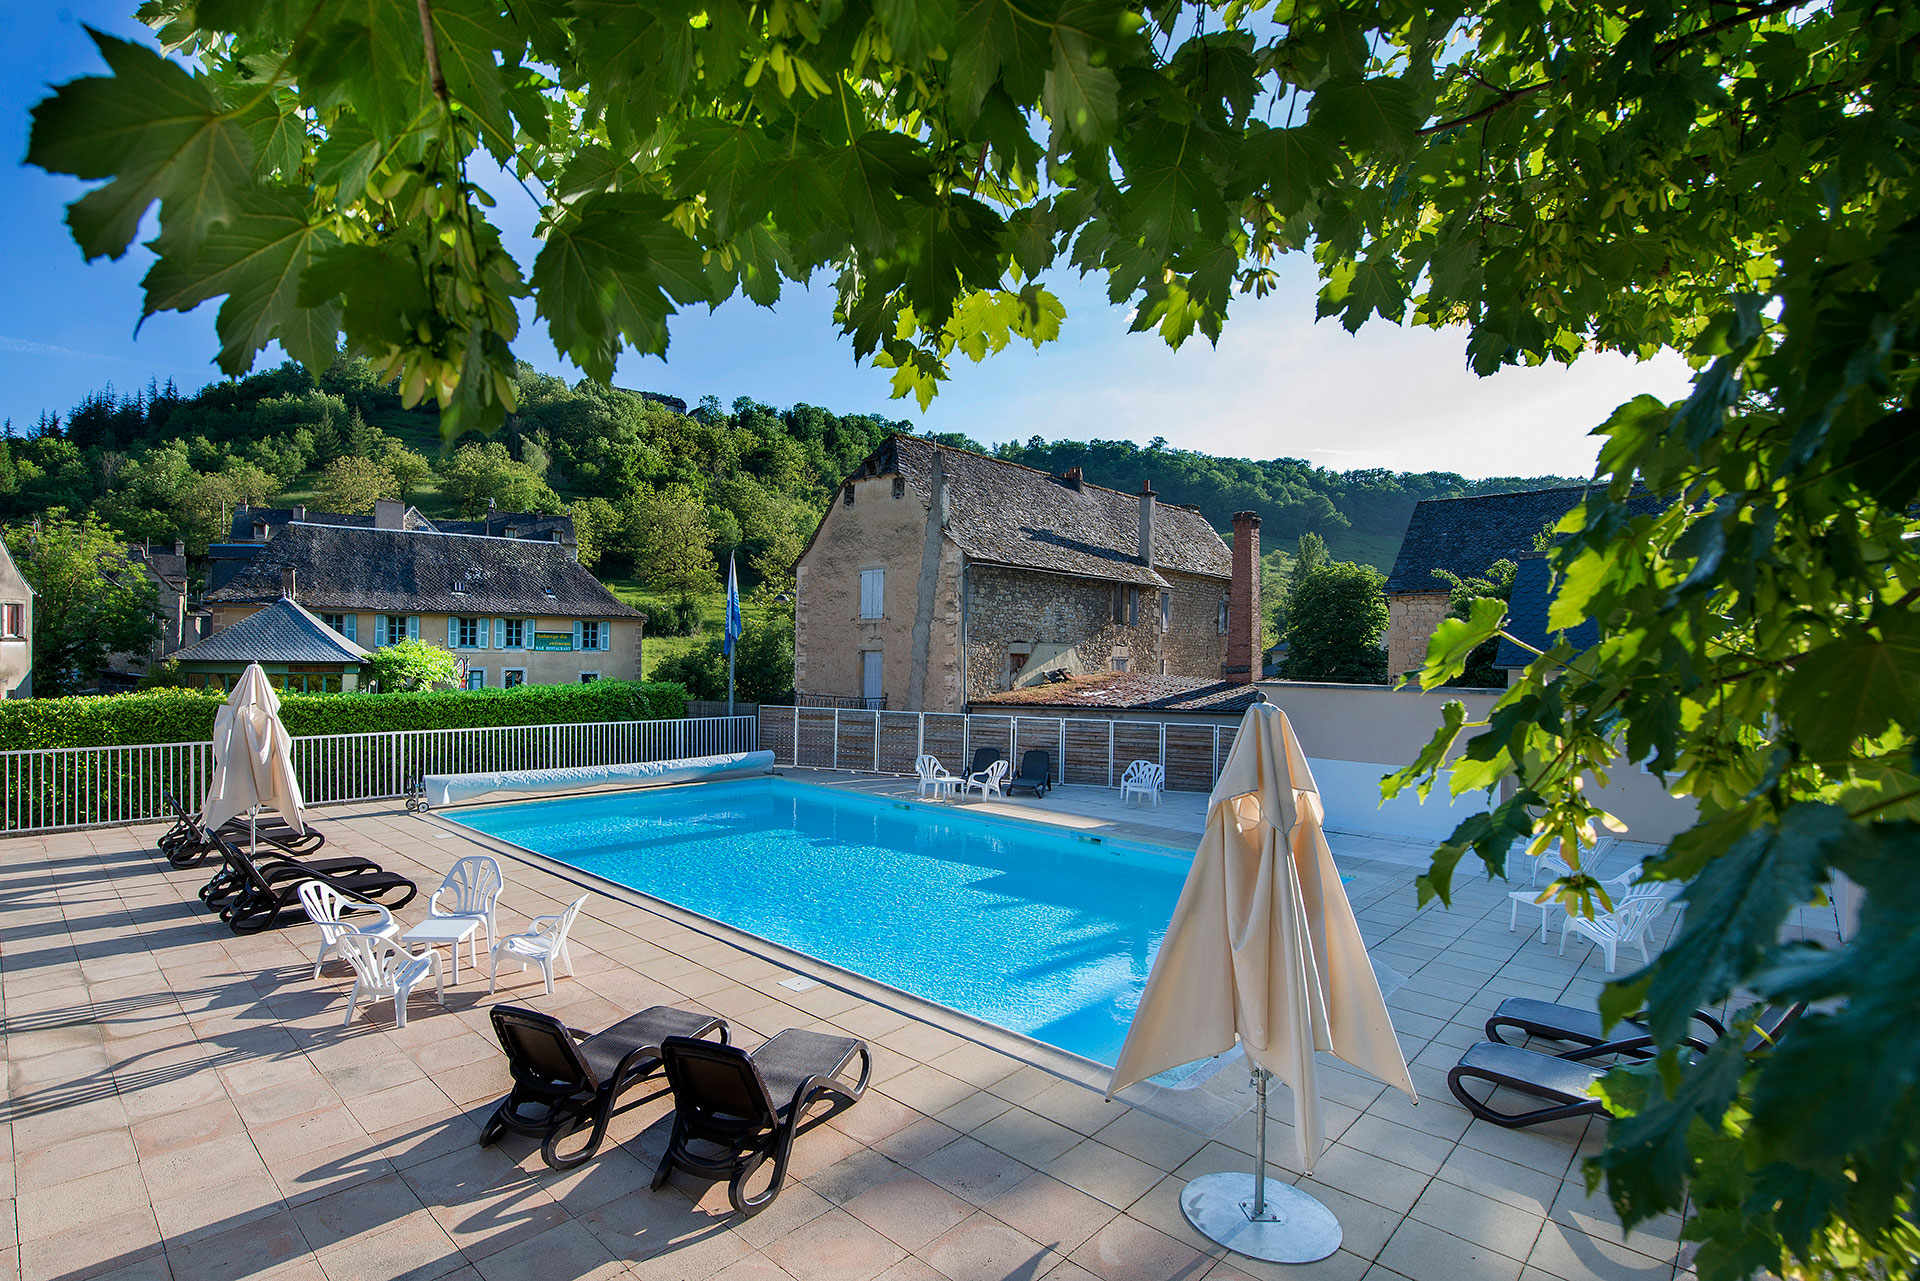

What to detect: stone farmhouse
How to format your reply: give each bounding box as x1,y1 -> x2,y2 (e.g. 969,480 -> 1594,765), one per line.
202,522 -> 643,690
793,436 -> 1264,713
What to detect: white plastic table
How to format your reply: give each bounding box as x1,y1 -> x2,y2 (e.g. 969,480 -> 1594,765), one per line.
402,917 -> 482,983
1509,889 -> 1559,943
928,775 -> 960,800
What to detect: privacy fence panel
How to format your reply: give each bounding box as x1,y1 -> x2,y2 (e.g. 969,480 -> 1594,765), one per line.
758,707 -> 1236,794
0,716 -> 757,835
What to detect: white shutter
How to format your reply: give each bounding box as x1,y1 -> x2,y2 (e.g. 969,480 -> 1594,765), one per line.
601,621 -> 612,650
573,621 -> 583,651
860,568 -> 884,618
408,615 -> 419,640
525,618 -> 536,650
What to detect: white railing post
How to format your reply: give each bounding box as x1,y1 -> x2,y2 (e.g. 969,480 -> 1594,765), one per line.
832,708 -> 841,771
1108,721 -> 1116,788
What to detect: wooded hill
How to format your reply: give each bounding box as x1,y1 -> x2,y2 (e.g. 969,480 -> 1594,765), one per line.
1,360 -> 1582,590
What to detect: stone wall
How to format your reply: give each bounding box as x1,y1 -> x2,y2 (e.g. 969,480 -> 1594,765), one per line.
1386,591 -> 1452,678
963,565 -> 1163,701
1160,570 -> 1229,678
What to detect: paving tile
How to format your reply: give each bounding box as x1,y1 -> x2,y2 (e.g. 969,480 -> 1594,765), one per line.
920,1210 -> 1062,1281
472,1220 -> 628,1281
760,1207 -> 906,1281
311,1209 -> 466,1281
162,1210 -> 309,1281
1091,1110 -> 1209,1172
1376,1217 -> 1525,1281
1526,1219 -> 1677,1281
982,1172 -> 1120,1255
973,1107 -> 1085,1168
1409,1179 -> 1546,1262
14,1205 -> 160,1281
1066,1214 -> 1211,1281
841,1168 -> 972,1251
1045,1139 -> 1164,1211
910,1135 -> 1035,1206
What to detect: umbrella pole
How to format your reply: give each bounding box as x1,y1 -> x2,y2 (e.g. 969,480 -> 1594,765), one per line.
1179,1065 -> 1343,1263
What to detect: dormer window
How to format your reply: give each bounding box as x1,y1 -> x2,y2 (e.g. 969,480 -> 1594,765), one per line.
451,580 -> 471,596
504,525 -> 521,539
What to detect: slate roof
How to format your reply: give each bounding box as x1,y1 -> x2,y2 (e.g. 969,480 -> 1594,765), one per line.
202,525 -> 643,618
230,505 -> 574,544
1492,554 -> 1599,669
127,546 -> 188,590
1385,485 -> 1661,595
876,436 -> 1231,587
971,673 -> 1264,714
170,598 -> 371,665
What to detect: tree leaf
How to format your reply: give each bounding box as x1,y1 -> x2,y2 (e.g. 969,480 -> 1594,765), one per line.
671,120 -> 774,242
139,189 -> 340,373
874,0 -> 957,65
1231,124 -> 1342,216
295,1 -> 429,142
430,0 -> 522,158
1042,26 -> 1120,144
1781,613 -> 1920,761
839,132 -> 934,254
532,192 -> 705,380
1307,76 -> 1420,157
26,30 -> 253,260
1316,251 -> 1405,333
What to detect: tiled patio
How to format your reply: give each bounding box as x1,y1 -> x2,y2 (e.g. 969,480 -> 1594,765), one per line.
0,776 -> 1719,1281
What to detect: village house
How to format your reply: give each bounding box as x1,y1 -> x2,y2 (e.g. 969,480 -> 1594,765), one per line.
202,523 -> 643,689
164,597 -> 372,693
793,436 -> 1264,713
98,539 -> 204,691
0,535 -> 32,698
225,498 -> 577,552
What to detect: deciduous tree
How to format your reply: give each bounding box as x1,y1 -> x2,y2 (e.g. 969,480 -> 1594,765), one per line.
1281,561 -> 1388,684
313,454 -> 399,514
4,512 -> 160,697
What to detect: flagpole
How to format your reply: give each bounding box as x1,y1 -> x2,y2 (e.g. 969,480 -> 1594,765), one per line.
725,552 -> 739,717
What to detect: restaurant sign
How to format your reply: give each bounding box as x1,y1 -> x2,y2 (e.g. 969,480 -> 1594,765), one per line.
533,632 -> 573,651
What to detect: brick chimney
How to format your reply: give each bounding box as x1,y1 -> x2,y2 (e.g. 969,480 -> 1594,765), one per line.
280,567 -> 297,601
1060,466 -> 1084,491
1226,510 -> 1261,683
373,498 -> 404,530
1137,482 -> 1156,566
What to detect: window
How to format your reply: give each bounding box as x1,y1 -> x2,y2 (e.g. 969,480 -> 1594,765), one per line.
1218,598 -> 1229,635
380,614 -> 414,646
842,484 -> 855,506
456,617 -> 482,648
319,613 -> 356,641
859,567 -> 885,619
1111,657 -> 1130,672
892,476 -> 906,498
580,620 -> 603,650
1006,651 -> 1030,685
465,668 -> 486,690
503,669 -> 525,689
1111,585 -> 1138,625
2,602 -> 22,638
1159,591 -> 1171,633
579,671 -> 600,684
502,618 -> 524,649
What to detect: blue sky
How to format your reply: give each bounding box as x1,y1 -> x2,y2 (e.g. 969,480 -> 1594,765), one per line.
3,4 -> 1694,476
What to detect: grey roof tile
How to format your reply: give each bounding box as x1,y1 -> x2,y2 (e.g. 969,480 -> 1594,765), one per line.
1385,485 -> 1661,595
170,598 -> 371,664
882,436 -> 1230,586
202,524 -> 641,618
971,672 -> 1262,713
1492,554 -> 1599,669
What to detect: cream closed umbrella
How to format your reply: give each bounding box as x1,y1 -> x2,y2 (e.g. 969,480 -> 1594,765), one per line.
1107,702 -> 1414,1262
203,663 -> 308,840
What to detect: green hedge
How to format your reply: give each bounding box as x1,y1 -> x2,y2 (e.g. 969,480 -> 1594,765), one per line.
0,680 -> 690,750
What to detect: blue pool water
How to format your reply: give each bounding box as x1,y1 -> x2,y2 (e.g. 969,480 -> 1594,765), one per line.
449,778 -> 1194,1066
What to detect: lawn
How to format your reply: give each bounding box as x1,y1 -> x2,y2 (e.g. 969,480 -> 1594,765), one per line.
601,578 -> 782,680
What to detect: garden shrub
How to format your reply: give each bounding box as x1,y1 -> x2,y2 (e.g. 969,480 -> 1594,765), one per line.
0,680 -> 690,750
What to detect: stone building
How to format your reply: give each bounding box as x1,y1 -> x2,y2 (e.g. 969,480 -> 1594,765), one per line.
0,535 -> 32,698
99,539 -> 201,692
793,436 -> 1263,713
203,523 -> 644,689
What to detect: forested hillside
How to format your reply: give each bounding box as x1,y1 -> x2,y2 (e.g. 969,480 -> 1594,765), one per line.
1,359 -> 1585,601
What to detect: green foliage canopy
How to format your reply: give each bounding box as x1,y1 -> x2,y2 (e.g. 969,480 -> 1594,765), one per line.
365,637 -> 460,691
4,511 -> 161,698
1280,559 -> 1388,684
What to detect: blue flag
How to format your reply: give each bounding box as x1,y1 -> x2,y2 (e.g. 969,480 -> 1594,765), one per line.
723,553 -> 743,657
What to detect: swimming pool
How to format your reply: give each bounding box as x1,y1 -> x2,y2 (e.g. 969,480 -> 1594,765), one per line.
447,777 -> 1193,1066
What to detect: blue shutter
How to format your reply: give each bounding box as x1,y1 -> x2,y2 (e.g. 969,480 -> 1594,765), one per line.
572,621 -> 582,651
343,614 -> 357,642
447,617 -> 458,647
600,621 -> 611,651
493,618 -> 504,648
408,615 -> 419,641
524,618 -> 535,650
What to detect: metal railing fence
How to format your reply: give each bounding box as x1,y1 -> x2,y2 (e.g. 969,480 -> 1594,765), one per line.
0,716 -> 758,835
759,706 -> 1236,793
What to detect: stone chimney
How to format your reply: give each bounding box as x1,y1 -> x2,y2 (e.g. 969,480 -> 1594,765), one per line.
173,539 -> 185,558
373,498 -> 404,530
292,503 -> 307,522
1226,511 -> 1261,683
280,567 -> 297,601
1060,466 -> 1084,491
1136,482 -> 1156,566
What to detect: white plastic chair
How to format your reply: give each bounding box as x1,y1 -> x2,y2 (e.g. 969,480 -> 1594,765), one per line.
336,933 -> 443,1027
1560,883 -> 1679,972
490,895 -> 587,995
1119,760 -> 1164,807
914,754 -> 955,798
964,759 -> 1008,799
298,879 -> 399,979
429,854 -> 504,972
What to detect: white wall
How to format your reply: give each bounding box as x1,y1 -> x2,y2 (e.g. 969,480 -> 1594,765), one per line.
1305,756 -> 1490,840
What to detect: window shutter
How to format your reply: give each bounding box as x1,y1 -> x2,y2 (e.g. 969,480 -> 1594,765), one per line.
408,615 -> 419,641
493,618 -> 504,648
343,614 -> 357,642
601,621 -> 612,651
573,621 -> 583,650
447,617 -> 457,647
525,618 -> 536,649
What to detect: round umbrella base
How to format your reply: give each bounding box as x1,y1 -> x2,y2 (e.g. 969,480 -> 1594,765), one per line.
1181,1173 -> 1342,1264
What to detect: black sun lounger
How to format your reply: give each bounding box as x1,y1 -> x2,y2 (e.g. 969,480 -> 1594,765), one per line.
652,1027 -> 871,1216
966,746 -> 1005,778
160,789 -> 324,867
1486,997 -> 1726,1060
1005,750 -> 1052,798
213,835 -> 417,933
481,1005 -> 730,1169
198,837 -> 386,908
1451,1004 -> 1805,1128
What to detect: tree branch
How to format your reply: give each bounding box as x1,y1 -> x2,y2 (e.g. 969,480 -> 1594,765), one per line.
417,0 -> 450,102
